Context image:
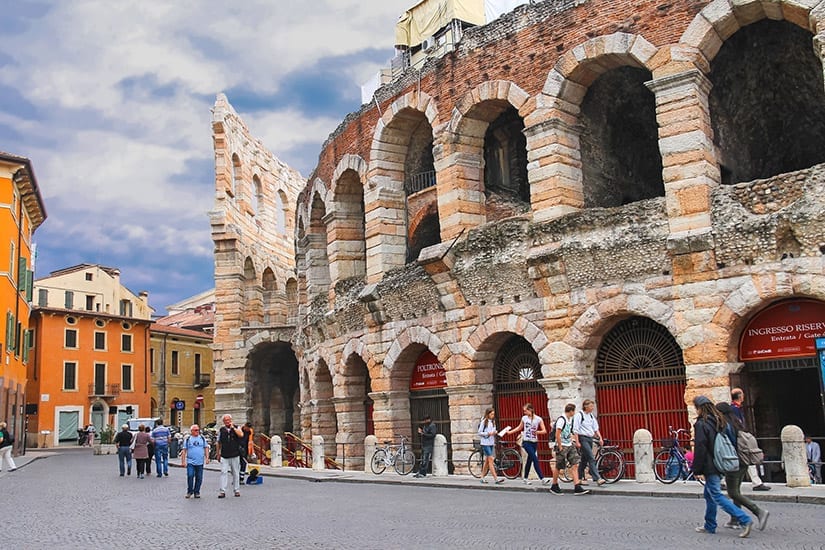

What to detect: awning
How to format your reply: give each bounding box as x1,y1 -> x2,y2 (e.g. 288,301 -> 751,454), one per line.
395,0 -> 485,47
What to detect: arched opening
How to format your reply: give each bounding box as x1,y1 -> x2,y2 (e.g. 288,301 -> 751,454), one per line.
91,401 -> 106,433
337,354 -> 373,469
285,278 -> 298,324
261,268 -> 278,324
331,169 -> 366,282
733,298 -> 825,481
710,20 -> 825,185
230,153 -> 241,199
251,174 -> 262,215
407,202 -> 440,264
307,192 -> 331,299
243,257 -> 262,325
312,360 -> 338,460
492,335 -> 552,475
484,106 -> 529,220
276,190 -> 287,234
408,349 -> 451,473
580,66 -> 664,207
595,316 -> 687,476
247,341 -> 299,437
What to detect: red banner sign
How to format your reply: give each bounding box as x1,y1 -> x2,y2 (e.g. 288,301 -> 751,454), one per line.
410,350 -> 447,391
739,299 -> 825,361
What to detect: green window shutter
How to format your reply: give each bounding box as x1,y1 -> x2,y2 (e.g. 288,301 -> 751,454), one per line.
26,270 -> 33,302
17,256 -> 26,292
5,312 -> 13,351
22,329 -> 30,362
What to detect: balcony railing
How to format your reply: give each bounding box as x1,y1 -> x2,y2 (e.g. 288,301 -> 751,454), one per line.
405,170 -> 436,195
88,383 -> 120,398
193,373 -> 211,389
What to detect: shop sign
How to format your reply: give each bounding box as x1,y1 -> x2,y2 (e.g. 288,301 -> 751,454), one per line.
740,300 -> 825,361
409,350 -> 447,391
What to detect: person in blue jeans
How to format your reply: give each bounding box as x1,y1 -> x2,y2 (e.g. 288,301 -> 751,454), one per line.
180,424 -> 210,498
506,403 -> 550,485
150,420 -> 171,477
691,396 -> 753,538
113,424 -> 133,476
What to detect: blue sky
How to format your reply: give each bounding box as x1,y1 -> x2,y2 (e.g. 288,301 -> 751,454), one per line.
0,0 -> 410,313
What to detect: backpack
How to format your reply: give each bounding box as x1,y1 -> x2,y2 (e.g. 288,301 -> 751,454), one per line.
713,425 -> 740,473
736,430 -> 764,466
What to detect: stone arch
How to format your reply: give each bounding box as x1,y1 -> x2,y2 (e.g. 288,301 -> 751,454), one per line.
384,325 -> 445,376
306,188 -> 331,299
242,256 -> 263,325
275,190 -> 287,234
331,154 -> 368,199
566,295 -> 677,351
230,153 -> 242,199
446,81 -> 533,228
679,0 -> 825,65
341,338 -> 377,376
251,174 -> 262,215
329,161 -> 366,284
311,358 -> 338,457
466,314 -> 549,385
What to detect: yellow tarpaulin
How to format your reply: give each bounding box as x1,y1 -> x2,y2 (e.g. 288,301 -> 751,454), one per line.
395,0 -> 485,47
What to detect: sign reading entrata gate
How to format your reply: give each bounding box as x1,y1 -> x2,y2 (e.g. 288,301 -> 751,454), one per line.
410,351 -> 446,391
739,300 -> 825,361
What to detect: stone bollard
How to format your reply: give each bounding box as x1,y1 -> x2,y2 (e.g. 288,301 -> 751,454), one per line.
364,435 -> 378,474
633,429 -> 655,483
781,425 -> 810,487
433,434 -> 448,476
312,435 -> 325,471
270,435 -> 282,468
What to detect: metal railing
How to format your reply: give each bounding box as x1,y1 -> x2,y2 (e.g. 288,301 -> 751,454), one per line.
88,383 -> 120,397
192,373 -> 211,388
405,170 -> 436,195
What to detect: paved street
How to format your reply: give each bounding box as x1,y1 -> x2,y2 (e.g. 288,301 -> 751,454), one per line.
4,449 -> 825,549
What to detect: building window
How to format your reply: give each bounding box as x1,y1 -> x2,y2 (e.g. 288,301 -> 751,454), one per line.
121,333 -> 132,352
66,316 -> 77,325
64,290 -> 74,309
150,348 -> 154,374
65,328 -> 78,349
85,295 -> 95,311
38,288 -> 48,307
85,272 -> 93,281
63,362 -> 77,390
194,353 -> 201,375
95,319 -> 105,328
8,241 -> 14,276
171,350 -> 179,376
94,331 -> 106,350
120,300 -> 133,317
121,364 -> 133,391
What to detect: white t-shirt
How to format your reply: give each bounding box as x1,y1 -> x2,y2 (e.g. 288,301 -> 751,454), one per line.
555,415 -> 574,447
477,419 -> 496,446
521,415 -> 542,442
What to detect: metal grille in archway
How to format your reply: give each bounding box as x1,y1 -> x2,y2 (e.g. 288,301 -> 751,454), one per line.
595,317 -> 688,466
493,335 -> 552,475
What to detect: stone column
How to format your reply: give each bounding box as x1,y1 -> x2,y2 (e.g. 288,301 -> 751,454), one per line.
310,398 -> 337,459
684,362 -> 739,408
270,435 -> 282,468
539,375 -> 591,418
781,425 -> 811,488
364,187 -> 406,284
444,384 -> 494,475
646,69 -> 718,236
432,434 -> 449,476
333,396 -> 367,471
434,135 -> 486,241
634,429 -> 655,483
303,234 -> 331,299
368,390 -> 411,443
326,210 -> 366,285
312,435 -> 325,471
364,435 -> 378,474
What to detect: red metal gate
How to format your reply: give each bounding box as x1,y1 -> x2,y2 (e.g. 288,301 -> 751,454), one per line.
595,317 -> 688,478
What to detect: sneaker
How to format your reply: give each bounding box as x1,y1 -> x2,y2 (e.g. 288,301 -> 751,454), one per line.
597,478 -> 606,486
234,491 -> 241,497
127,471 -> 131,476
218,492 -> 226,499
120,474 -> 124,477
157,474 -> 163,478
757,509 -> 769,531
522,479 -> 532,485
753,484 -> 771,491
480,478 -> 488,484
541,478 -> 552,485
164,472 -> 169,477
194,494 -> 201,499
495,478 -> 504,484
695,526 -> 713,534
579,480 -> 589,486
550,484 -> 562,495
185,493 -> 192,499
574,484 -> 590,495
739,522 -> 753,538
723,520 -> 741,530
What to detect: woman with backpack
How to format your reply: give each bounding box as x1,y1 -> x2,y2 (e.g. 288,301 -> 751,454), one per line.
716,402 -> 770,531
692,396 -> 753,538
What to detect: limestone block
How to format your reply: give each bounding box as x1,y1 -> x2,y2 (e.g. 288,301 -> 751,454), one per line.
680,14 -> 724,61
633,429 -> 656,483
809,1 -> 825,32
781,425 -> 811,487
432,434 -> 449,476
731,0 -> 768,25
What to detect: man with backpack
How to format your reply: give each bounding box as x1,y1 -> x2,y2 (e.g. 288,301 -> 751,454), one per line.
730,388 -> 770,491
549,404 -> 590,495
180,424 -> 210,499
0,421 -> 16,472
216,414 -> 244,498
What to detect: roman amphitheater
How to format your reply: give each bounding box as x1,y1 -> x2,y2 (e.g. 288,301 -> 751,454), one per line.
209,0 -> 825,473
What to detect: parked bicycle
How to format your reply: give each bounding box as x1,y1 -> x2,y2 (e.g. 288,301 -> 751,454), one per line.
654,426 -> 703,485
560,438 -> 625,483
371,435 -> 416,475
468,440 -> 522,480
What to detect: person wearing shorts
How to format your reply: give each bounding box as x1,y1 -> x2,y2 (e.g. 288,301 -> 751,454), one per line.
477,407 -> 503,484
550,403 -> 590,495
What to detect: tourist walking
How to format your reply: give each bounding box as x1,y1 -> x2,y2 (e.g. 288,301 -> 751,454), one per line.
573,399 -> 605,486
0,421 -> 16,472
715,402 -> 769,531
414,415 -> 437,478
692,396 -> 753,538
549,404 -> 589,495
132,424 -> 152,479
181,424 -> 209,498
477,408 -> 503,484
151,419 -> 171,477
217,414 -> 244,498
84,423 -> 96,447
240,422 -> 254,475
806,434 -> 821,484
113,424 -> 134,477
506,403 -> 549,484
730,388 -> 770,491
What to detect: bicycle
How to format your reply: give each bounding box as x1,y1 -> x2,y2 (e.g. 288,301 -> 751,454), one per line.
371,435 -> 416,475
654,426 -> 703,485
560,438 -> 625,484
468,440 -> 522,480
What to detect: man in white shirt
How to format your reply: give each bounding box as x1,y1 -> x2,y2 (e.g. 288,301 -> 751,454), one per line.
806,435 -> 821,484
573,399 -> 606,486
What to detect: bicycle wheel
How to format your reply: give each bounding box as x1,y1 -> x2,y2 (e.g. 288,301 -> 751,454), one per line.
370,450 -> 388,474
467,450 -> 484,478
394,449 -> 416,475
653,450 -> 679,484
499,448 -> 522,480
598,450 -> 624,483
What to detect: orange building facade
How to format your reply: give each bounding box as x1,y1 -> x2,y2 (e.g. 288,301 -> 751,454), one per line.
0,153 -> 46,454
29,308 -> 152,446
